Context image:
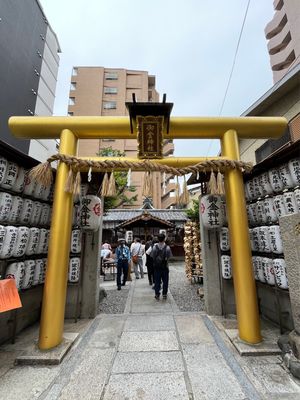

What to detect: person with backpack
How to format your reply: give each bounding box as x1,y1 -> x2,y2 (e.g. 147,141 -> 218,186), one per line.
115,238 -> 131,290
151,233 -> 172,300
130,237 -> 144,279
145,235 -> 158,287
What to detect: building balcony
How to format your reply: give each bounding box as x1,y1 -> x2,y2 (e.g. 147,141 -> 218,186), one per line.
267,25 -> 291,55
161,195 -> 177,209
271,41 -> 295,71
163,142 -> 174,156
265,7 -> 287,39
273,0 -> 283,11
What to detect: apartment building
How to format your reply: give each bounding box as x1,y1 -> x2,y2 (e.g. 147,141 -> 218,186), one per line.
0,0 -> 61,161
68,67 -> 176,209
265,0 -> 300,83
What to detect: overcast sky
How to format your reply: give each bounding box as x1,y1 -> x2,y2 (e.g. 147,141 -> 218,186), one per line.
40,0 -> 275,157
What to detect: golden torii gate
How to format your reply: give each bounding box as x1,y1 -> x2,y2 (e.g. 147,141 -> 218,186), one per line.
9,115 -> 287,350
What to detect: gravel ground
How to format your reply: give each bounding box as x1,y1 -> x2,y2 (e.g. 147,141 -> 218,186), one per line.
169,261 -> 205,312
98,286 -> 129,314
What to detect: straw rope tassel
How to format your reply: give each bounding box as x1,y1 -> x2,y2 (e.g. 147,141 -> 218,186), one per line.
101,173 -> 109,197
28,161 -> 53,187
73,170 -> 81,195
107,172 -> 116,196
127,168 -> 131,187
175,176 -> 181,206
216,170 -> 225,195
181,175 -> 190,205
208,170 -> 217,194
142,171 -> 151,197
64,167 -> 75,193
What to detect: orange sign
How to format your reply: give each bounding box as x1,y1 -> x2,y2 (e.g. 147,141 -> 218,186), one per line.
0,279 -> 22,313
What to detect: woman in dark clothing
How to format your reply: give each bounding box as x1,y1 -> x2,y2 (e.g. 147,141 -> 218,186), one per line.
145,236 -> 158,286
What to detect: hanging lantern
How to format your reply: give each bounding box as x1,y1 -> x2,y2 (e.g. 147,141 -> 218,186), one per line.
248,203 -> 258,225
25,228 -> 40,256
258,226 -> 271,253
30,201 -> 43,226
18,198 -> 34,225
253,176 -> 263,199
5,262 -> 25,290
0,157 -> 8,185
33,259 -> 45,286
200,195 -> 225,229
221,255 -> 232,279
255,200 -> 267,224
252,227 -> 260,252
22,260 -> 36,289
0,226 -> 18,259
47,206 -> 53,226
40,258 -> 47,284
0,225 -> 6,254
279,163 -> 294,189
268,168 -> 283,193
36,228 -> 49,254
273,195 -> 286,219
0,161 -> 18,190
261,257 -> 275,286
23,174 -> 36,196
69,257 -> 80,283
282,191 -> 299,215
245,180 -> 256,201
0,192 -> 13,222
8,196 -> 23,224
263,197 -> 277,223
258,173 -> 273,196
80,195 -> 101,231
288,158 -> 300,186
12,227 -> 30,258
255,256 -> 266,283
33,182 -> 51,200
273,258 -> 288,289
268,225 -> 283,254
294,188 -> 300,209
219,227 -> 230,251
252,257 -> 260,281
249,229 -> 256,252
70,229 -> 81,253
12,166 -> 26,193
40,204 -> 51,226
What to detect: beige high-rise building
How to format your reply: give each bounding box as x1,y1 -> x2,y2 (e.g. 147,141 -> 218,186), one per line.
67,67 -> 176,209
265,0 -> 300,83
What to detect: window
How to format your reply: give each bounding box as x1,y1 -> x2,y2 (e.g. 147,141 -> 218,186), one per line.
68,112 -> 74,116
105,72 -> 118,80
72,67 -> 78,76
70,82 -> 76,90
104,87 -> 118,94
69,97 -> 75,106
103,101 -> 117,109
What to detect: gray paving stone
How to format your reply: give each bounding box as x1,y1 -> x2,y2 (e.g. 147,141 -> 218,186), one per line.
103,372 -> 190,400
175,314 -> 214,344
87,316 -> 125,349
112,351 -> 184,373
182,343 -> 246,400
131,303 -> 173,313
124,314 -> 175,331
58,348 -> 114,400
118,331 -> 179,352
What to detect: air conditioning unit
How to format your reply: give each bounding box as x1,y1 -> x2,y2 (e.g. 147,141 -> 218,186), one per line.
125,230 -> 133,244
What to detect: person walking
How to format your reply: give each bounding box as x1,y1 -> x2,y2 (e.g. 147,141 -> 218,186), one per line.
151,233 -> 172,300
115,238 -> 130,290
130,237 -> 144,279
145,235 -> 158,286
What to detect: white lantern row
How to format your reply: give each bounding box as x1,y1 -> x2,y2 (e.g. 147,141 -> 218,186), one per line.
245,158 -> 300,202
70,229 -> 81,253
249,225 -> 283,254
219,227 -> 230,251
0,226 -> 50,259
252,256 -> 288,289
69,257 -> 80,283
0,192 -> 52,226
5,258 -> 47,290
221,255 -> 232,279
200,195 -> 226,229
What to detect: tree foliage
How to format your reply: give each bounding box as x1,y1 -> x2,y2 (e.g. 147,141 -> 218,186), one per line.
185,199 -> 199,221
97,147 -> 137,210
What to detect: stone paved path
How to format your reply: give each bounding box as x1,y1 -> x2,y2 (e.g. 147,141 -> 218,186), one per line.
1,274 -> 300,399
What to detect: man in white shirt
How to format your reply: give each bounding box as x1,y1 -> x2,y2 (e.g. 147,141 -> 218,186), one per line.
130,237 -> 144,279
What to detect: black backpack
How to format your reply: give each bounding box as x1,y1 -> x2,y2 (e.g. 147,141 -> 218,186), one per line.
153,244 -> 168,269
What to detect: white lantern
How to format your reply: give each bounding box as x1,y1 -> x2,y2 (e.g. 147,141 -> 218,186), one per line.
288,158 -> 300,186
252,257 -> 259,281
40,258 -> 47,283
40,204 -> 51,226
5,262 -> 25,290
70,229 -> 81,253
23,175 -> 36,196
30,201 -> 43,226
246,205 -> 255,225
255,256 -> 266,283
282,191 -> 299,215
0,192 -> 13,222
0,157 -> 8,185
268,225 -> 283,254
80,195 -> 102,231
258,226 -> 271,253
268,168 -> 283,193
22,260 -> 36,289
248,203 -> 258,225
263,197 -> 278,223
12,227 -> 30,257
18,199 -> 34,225
200,195 -> 225,229
36,228 -> 49,254
33,259 -> 45,286
251,227 -> 260,252
244,185 -> 251,202
273,195 -> 286,219
221,255 -> 232,279
279,163 -> 294,189
0,226 -> 18,259
0,161 -> 18,190
69,257 -> 80,283
25,228 -> 40,256
11,167 -> 26,193
219,227 -> 230,251
294,188 -> 300,210
40,185 -> 51,201
47,206 -> 53,226
8,196 -> 23,224
258,173 -> 273,196
256,200 -> 267,224
261,257 -> 275,285
0,225 -> 6,254
249,229 -> 255,252
273,258 -> 288,289
253,176 -> 263,199
245,180 -> 256,201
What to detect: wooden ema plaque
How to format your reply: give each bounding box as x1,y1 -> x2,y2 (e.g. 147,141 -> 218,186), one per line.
136,116 -> 164,159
